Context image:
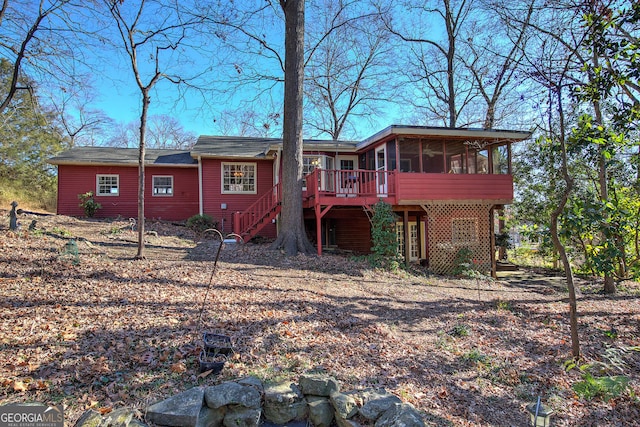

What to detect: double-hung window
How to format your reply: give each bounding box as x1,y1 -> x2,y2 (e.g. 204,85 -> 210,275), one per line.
222,163 -> 256,194
153,176 -> 173,196
97,175 -> 119,196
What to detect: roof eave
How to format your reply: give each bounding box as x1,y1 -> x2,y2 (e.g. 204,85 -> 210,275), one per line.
49,160 -> 198,167
357,125 -> 533,150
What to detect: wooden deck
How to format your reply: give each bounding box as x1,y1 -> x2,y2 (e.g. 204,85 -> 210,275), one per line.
303,169 -> 514,209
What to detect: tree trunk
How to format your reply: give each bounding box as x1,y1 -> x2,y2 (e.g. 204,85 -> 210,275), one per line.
271,0 -> 315,255
552,83 -> 580,359
136,91 -> 149,259
444,0 -> 457,127
589,20 -> 616,294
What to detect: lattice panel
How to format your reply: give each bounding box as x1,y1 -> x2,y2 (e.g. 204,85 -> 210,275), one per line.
425,203 -> 492,275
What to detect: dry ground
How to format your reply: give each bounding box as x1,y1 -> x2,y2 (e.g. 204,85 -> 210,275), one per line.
1,212 -> 639,426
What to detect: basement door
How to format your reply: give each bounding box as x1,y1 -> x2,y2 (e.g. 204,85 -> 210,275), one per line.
396,222 -> 425,262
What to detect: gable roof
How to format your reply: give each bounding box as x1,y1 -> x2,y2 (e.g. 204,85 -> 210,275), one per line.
48,147 -> 197,167
191,136 -> 280,159
191,135 -> 358,159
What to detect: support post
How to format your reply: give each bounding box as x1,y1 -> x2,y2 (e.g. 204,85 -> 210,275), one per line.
490,207 -> 497,278
315,204 -> 322,256
403,210 -> 410,267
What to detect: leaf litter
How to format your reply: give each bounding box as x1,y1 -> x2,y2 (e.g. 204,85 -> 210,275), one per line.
0,212 -> 639,426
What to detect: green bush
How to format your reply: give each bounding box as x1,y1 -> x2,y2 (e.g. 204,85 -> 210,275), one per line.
369,201 -> 401,271
78,191 -> 101,218
186,214 -> 218,239
451,247 -> 483,277
572,372 -> 629,401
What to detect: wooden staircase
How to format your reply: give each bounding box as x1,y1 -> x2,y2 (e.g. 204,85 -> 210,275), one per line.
233,182 -> 281,241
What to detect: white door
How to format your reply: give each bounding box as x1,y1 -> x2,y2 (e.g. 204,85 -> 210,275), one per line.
397,222 -> 424,262
337,156 -> 358,196
375,145 -> 387,196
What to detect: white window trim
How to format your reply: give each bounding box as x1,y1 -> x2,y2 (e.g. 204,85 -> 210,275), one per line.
96,174 -> 119,196
221,162 -> 257,194
152,175 -> 174,197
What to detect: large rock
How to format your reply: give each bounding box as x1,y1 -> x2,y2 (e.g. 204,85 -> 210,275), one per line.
75,408 -> 145,427
334,414 -> 360,427
205,381 -> 261,409
329,391 -> 358,419
374,403 -> 425,427
196,406 -> 224,427
146,387 -> 205,427
222,408 -> 261,427
237,376 -> 264,394
358,389 -> 402,420
102,408 -> 137,427
306,396 -> 334,427
75,410 -> 103,427
263,381 -> 307,424
298,374 -> 339,397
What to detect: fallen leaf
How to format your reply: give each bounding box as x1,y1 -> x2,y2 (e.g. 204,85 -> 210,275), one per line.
198,369 -> 214,379
98,407 -> 113,415
170,362 -> 186,373
12,380 -> 28,392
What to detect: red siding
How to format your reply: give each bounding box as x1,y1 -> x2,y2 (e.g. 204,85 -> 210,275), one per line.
200,158 -> 277,238
396,173 -> 513,202
57,165 -> 199,221
145,168 -> 199,220
332,212 -> 371,254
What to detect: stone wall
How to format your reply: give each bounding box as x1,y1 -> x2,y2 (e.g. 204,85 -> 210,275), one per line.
75,373 -> 425,427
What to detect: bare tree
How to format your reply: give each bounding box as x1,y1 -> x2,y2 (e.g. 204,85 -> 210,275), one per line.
271,0 -> 316,255
46,83 -> 112,147
385,0 -> 476,127
304,0 -> 393,139
462,0 -> 534,128
0,0 -> 92,114
147,114 -> 197,149
102,0 -> 203,258
213,108 -> 281,137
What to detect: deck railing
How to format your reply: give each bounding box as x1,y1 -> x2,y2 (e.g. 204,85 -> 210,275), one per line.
304,169 -> 513,202
304,169 -> 397,199
233,181 -> 281,238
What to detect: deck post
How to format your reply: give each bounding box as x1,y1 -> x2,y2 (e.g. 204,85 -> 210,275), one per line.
403,210 -> 410,267
490,207 -> 497,278
416,212 -> 423,261
315,204 -> 322,256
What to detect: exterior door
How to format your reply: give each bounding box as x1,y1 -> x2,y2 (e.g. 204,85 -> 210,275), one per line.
337,156 -> 358,196
375,145 -> 387,196
396,221 -> 425,262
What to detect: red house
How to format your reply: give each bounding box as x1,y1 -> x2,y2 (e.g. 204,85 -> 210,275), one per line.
49,125 -> 530,275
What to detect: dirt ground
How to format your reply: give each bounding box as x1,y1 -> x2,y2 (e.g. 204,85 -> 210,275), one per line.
1,212 -> 639,426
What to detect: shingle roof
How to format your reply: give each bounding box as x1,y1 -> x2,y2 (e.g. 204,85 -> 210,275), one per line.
191,136 -> 279,158
48,147 -> 197,166
191,136 -> 358,158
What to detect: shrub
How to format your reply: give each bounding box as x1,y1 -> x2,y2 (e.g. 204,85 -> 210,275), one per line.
369,201 -> 401,270
451,247 -> 476,276
78,191 -> 101,218
186,214 -> 218,240
573,372 -> 629,401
